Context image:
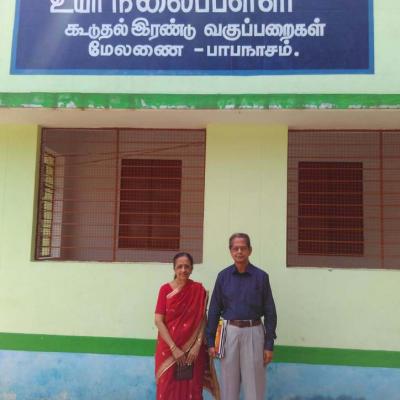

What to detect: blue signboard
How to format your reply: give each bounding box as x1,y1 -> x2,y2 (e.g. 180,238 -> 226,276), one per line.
11,0 -> 374,75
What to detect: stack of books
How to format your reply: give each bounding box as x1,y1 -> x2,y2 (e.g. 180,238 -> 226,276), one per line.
214,319 -> 227,359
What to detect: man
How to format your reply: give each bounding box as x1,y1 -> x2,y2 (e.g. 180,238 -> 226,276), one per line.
206,233 -> 277,400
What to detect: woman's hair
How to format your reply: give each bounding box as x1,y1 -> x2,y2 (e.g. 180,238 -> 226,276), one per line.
172,252 -> 194,279
229,232 -> 251,249
173,252 -> 194,267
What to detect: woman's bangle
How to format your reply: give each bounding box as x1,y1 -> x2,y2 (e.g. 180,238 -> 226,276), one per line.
170,344 -> 176,352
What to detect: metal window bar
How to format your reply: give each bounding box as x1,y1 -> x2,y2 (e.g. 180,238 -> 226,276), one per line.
38,153 -> 55,257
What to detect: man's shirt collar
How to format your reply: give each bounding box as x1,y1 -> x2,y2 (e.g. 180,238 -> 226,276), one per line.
231,263 -> 253,275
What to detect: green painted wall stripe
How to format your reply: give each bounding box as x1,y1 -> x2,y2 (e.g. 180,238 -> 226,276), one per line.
0,333 -> 155,357
1,93 -> 400,110
1,333 -> 399,368
274,345 -> 400,369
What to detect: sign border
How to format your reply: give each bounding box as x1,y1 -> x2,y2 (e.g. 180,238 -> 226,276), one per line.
10,0 -> 375,76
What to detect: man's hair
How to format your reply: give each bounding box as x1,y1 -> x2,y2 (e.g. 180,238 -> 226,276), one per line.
229,233 -> 251,249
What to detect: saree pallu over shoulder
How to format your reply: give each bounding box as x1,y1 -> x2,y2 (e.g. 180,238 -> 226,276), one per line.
155,280 -> 220,400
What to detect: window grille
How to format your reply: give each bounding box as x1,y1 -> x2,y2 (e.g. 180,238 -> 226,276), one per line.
288,130 -> 400,269
38,153 -> 55,258
36,129 -> 205,263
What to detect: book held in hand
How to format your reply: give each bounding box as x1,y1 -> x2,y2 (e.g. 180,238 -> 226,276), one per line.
214,319 -> 227,359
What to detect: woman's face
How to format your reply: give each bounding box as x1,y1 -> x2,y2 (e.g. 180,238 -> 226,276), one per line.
174,256 -> 193,281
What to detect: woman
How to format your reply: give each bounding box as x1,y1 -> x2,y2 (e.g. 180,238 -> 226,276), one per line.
154,252 -> 219,400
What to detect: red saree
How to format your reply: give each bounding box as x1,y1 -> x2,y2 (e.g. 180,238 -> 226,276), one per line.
155,280 -> 219,400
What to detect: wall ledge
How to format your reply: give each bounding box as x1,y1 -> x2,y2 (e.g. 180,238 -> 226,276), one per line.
1,93 -> 400,110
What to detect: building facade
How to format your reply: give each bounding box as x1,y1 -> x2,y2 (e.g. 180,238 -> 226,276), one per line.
1,0 -> 400,399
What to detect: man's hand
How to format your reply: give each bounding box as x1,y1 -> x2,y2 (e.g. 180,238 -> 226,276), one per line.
263,350 -> 273,365
208,347 -> 216,358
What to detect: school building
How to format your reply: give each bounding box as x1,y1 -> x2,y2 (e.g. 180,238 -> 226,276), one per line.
0,0 -> 400,399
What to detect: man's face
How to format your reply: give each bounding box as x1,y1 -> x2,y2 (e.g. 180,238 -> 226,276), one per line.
230,237 -> 252,265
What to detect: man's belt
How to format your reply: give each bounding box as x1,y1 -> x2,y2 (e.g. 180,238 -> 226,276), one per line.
228,319 -> 261,328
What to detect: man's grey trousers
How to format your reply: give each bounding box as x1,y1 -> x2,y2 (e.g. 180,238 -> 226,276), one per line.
220,324 -> 266,400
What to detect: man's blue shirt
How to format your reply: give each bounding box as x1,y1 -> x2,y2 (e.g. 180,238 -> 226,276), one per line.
206,263 -> 277,351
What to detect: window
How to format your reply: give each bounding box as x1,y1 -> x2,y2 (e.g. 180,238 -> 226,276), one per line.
36,129 -> 205,263
297,161 -> 363,256
288,130 -> 400,269
118,159 -> 182,250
